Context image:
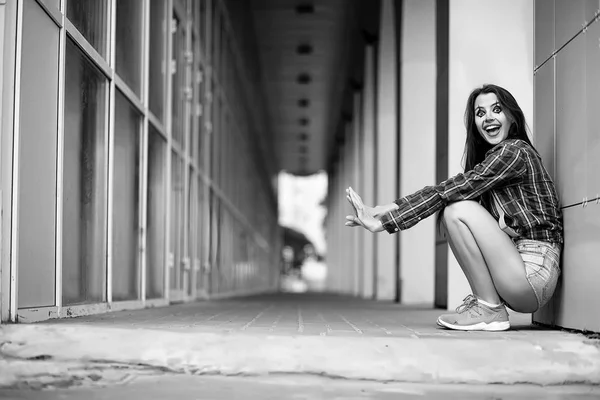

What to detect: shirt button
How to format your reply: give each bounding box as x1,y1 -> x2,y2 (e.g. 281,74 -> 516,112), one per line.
394,228 -> 398,232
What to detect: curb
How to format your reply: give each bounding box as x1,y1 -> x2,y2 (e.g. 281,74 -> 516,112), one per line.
1,324 -> 600,387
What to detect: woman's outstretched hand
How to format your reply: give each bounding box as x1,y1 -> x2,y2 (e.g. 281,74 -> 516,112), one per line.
345,187 -> 384,233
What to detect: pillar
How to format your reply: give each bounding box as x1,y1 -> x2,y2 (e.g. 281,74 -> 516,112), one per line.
360,44 -> 376,299
398,0 -> 436,305
352,91 -> 362,296
374,0 -> 398,300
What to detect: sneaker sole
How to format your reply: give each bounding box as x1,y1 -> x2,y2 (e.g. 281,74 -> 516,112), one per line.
436,317 -> 510,331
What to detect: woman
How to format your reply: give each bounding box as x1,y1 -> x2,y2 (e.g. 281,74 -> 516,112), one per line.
345,84 -> 563,331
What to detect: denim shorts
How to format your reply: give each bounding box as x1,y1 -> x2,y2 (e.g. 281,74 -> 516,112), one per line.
516,239 -> 561,310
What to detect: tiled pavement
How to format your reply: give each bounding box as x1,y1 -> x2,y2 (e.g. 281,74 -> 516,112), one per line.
2,292 -> 599,393
40,292 -> 537,339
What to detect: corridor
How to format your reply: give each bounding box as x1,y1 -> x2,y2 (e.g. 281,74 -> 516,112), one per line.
1,0 -> 599,396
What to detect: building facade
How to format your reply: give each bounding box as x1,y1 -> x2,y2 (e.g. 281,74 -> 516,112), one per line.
0,0 -> 281,322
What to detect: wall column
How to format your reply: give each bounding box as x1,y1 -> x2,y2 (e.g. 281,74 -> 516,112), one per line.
374,0 -> 398,300
344,119 -> 356,294
360,44 -> 376,299
398,0 -> 436,305
351,91 -> 362,296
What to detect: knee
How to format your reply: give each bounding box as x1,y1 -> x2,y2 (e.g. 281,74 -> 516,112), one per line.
441,200 -> 479,225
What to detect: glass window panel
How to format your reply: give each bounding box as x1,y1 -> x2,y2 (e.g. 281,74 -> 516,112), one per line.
63,38 -> 107,305
190,35 -> 198,163
187,167 -> 195,295
221,114 -> 228,195
210,192 -> 221,293
196,180 -> 205,291
212,6 -> 220,70
216,99 -> 224,186
149,0 -> 167,121
220,23 -> 226,89
170,152 -> 184,289
115,0 -> 143,96
211,86 -> 220,182
196,63 -> 205,165
199,0 -> 207,55
192,0 -> 202,46
218,210 -> 226,291
66,0 -> 109,58
181,167 -> 190,292
112,90 -> 141,301
171,13 -> 186,146
38,0 -> 60,13
146,126 -> 167,299
18,0 -> 59,309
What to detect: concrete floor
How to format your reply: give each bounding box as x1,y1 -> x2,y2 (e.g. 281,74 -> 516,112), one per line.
1,293 -> 599,399
2,374 -> 600,400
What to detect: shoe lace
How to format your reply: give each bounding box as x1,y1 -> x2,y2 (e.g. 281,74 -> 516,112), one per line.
455,294 -> 481,315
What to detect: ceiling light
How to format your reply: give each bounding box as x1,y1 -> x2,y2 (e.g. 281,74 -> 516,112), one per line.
296,44 -> 313,55
298,98 -> 310,107
297,73 -> 311,84
295,4 -> 314,14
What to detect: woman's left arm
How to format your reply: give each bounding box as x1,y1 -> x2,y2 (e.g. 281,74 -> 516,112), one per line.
380,140 -> 528,233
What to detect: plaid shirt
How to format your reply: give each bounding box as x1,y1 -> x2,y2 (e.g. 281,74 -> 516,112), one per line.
380,139 -> 563,244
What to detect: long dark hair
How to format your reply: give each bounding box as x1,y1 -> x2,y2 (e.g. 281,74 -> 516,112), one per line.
462,84 -> 534,172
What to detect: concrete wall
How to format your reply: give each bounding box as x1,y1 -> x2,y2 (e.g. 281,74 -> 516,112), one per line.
533,0 -> 600,332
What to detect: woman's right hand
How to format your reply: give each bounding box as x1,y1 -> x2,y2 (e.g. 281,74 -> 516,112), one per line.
345,187 -> 384,233
369,205 -> 388,218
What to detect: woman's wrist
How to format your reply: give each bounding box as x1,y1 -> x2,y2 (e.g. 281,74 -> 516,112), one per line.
385,202 -> 399,212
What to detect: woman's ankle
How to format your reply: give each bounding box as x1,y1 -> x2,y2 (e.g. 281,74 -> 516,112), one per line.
476,296 -> 502,308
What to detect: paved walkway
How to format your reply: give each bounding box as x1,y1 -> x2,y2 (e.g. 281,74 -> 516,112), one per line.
38,293 -> 536,338
41,293 -> 532,338
1,293 -> 599,393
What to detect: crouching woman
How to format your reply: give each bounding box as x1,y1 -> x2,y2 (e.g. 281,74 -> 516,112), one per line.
345,84 -> 563,331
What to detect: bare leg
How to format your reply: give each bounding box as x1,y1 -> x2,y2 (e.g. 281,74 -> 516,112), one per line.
441,200 -> 537,313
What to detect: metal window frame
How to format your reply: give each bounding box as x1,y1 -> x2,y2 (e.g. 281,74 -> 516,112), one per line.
54,0 -> 66,311
140,0 -> 150,303
0,0 -> 19,323
12,0 -> 167,320
8,0 -> 24,321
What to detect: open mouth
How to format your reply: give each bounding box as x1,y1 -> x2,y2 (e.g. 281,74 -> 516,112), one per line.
484,125 -> 501,136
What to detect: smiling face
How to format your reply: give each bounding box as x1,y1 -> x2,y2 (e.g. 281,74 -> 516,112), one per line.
474,93 -> 513,145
